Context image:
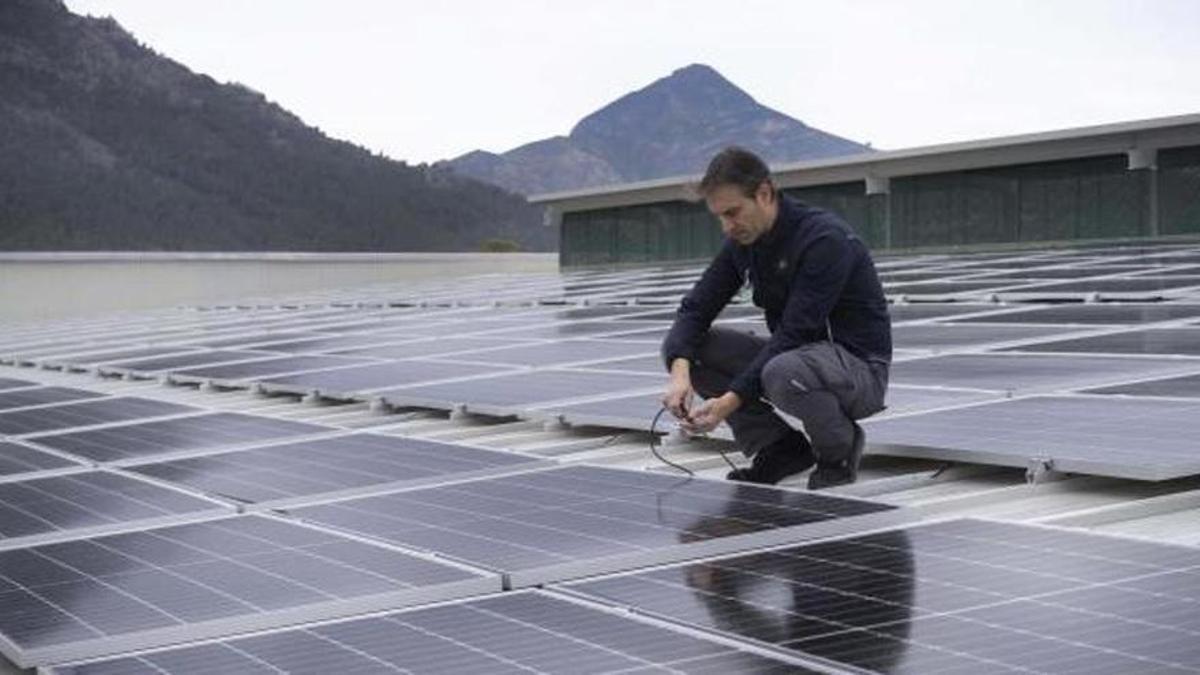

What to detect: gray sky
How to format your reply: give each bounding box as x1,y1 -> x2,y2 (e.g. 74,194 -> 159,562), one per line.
64,0 -> 1200,164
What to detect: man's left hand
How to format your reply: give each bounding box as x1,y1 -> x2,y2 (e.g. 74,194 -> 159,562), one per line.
679,392 -> 741,434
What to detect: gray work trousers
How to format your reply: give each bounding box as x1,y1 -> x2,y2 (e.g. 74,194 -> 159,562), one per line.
670,327 -> 889,462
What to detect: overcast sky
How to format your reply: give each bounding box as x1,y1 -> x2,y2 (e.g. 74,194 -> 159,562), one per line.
63,0 -> 1200,164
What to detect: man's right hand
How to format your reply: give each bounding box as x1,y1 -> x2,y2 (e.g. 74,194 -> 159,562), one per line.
662,358 -> 694,420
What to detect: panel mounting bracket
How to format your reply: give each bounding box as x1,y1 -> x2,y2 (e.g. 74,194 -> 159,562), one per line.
1025,457 -> 1056,485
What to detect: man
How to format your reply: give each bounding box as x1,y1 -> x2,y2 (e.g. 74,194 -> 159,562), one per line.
661,147 -> 891,488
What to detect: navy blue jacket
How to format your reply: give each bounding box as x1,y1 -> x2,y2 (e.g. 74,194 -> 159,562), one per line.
662,195 -> 892,402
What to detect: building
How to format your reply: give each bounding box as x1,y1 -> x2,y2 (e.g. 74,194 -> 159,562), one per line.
532,113 -> 1200,268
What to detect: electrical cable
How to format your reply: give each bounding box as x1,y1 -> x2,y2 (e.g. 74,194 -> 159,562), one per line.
649,406 -> 693,476
650,405 -> 741,475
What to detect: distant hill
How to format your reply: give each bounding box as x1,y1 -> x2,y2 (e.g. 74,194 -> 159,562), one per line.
445,64 -> 872,195
0,0 -> 551,252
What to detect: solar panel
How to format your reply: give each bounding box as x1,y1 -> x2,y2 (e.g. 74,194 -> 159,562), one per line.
182,331 -> 328,349
890,353 -> 1200,393
247,334 -> 412,354
333,336 -> 537,360
568,519 -> 1200,674
1085,372 -> 1200,398
0,442 -> 78,477
169,354 -> 376,382
583,353 -> 666,374
52,591 -> 811,674
892,323 -> 1084,351
0,397 -> 196,436
377,368 -> 662,414
289,465 -> 903,586
1006,327 -> 1200,357
446,339 -> 657,368
962,302 -> 1200,325
867,394 -> 1200,479
0,471 -> 226,548
0,515 -> 497,668
887,280 -> 1014,297
0,386 -> 105,411
482,320 -> 672,340
28,412 -> 330,464
102,350 -> 274,374
1009,275 -> 1200,294
887,303 -> 1007,322
260,360 -> 516,398
38,347 -> 200,368
533,390 -> 663,430
127,433 -> 548,506
0,377 -> 35,390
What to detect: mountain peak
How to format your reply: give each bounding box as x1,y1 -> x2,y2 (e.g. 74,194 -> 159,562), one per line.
449,64 -> 872,195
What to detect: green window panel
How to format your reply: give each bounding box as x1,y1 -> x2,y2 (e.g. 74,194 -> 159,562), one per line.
1161,145 -> 1200,235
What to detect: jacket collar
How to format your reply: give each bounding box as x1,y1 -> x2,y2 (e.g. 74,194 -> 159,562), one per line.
753,193 -> 799,251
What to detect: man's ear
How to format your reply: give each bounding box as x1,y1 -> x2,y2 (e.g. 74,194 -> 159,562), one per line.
756,181 -> 775,206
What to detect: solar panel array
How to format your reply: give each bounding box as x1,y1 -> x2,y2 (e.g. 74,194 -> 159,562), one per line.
5,239 -> 1200,670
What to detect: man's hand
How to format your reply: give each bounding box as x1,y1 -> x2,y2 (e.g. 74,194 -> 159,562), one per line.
662,359 -> 695,421
679,392 -> 741,434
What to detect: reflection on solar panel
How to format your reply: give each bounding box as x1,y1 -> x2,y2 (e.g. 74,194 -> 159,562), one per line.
867,394 -> 1200,479
378,369 -> 662,413
0,515 -> 495,667
0,471 -> 224,545
29,412 -> 329,463
1007,327 -> 1200,356
569,519 -> 1200,674
0,442 -> 78,477
261,360 -> 516,397
290,465 -> 900,585
54,591 -> 810,674
0,397 -> 195,436
0,386 -> 105,411
128,434 -> 545,505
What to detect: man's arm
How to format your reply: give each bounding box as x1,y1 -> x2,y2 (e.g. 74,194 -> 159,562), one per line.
661,241 -> 744,368
661,242 -> 743,420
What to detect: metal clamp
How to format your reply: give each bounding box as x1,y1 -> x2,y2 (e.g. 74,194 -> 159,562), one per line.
1026,457 -> 1056,485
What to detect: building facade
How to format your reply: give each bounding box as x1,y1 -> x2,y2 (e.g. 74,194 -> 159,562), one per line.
532,114 -> 1200,268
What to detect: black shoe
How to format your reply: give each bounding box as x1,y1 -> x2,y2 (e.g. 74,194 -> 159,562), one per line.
727,432 -> 815,485
807,423 -> 865,490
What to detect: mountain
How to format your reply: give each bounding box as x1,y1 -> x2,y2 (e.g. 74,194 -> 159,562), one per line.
0,0 -> 550,252
445,64 -> 872,195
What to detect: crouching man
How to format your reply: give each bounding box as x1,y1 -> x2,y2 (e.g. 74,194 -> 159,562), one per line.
661,147 -> 892,488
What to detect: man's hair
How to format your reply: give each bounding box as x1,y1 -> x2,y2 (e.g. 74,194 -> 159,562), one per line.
698,146 -> 772,198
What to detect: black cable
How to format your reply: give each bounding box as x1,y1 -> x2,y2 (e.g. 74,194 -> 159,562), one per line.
649,406 -> 694,476
650,405 -> 743,475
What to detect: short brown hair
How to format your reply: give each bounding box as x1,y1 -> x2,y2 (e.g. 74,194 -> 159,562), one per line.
698,146 -> 772,198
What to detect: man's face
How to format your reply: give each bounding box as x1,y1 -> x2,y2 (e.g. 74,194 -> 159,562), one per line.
705,182 -> 777,246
